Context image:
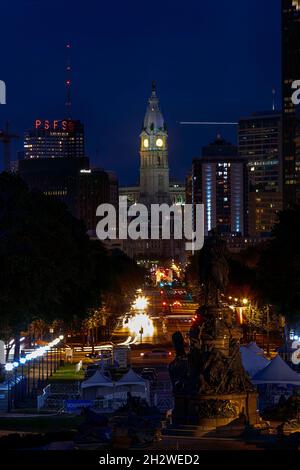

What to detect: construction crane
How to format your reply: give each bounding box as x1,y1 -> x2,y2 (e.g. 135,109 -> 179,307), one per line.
0,122 -> 19,171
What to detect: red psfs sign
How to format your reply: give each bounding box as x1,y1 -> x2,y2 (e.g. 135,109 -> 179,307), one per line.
34,119 -> 76,132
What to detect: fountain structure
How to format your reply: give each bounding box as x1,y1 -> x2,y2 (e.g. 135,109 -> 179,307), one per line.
169,232 -> 258,430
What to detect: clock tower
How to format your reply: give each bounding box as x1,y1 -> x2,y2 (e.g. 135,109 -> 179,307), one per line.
139,81 -> 170,205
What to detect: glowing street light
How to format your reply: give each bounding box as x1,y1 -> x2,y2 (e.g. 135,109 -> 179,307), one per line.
126,313 -> 154,339
132,295 -> 148,311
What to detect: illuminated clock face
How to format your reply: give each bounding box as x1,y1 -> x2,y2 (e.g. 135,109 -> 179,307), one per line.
156,138 -> 163,147
143,138 -> 149,148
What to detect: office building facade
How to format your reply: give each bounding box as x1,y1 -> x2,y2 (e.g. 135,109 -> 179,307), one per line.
192,135 -> 247,237
24,119 -> 84,160
238,111 -> 283,237
282,0 -> 300,206
19,157 -> 111,232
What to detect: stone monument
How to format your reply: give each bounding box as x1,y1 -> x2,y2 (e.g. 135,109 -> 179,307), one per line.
169,231 -> 258,429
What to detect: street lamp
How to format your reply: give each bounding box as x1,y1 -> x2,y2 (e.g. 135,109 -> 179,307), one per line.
133,296 -> 148,311
5,363 -> 13,412
13,361 -> 19,407
20,357 -> 26,399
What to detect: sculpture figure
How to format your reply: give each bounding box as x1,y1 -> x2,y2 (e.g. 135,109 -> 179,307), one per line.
199,230 -> 229,306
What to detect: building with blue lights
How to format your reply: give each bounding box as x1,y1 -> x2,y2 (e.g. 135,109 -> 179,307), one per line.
192,135 -> 247,236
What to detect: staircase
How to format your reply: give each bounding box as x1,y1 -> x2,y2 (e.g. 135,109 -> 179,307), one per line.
162,424 -> 207,438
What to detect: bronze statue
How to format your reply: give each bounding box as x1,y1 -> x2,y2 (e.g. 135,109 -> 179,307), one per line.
199,230 -> 229,306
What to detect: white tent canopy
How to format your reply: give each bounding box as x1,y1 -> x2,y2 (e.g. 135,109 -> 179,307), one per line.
246,342 -> 264,355
240,346 -> 269,378
81,369 -> 113,389
116,368 -> 147,386
252,354 -> 300,385
114,369 -> 150,405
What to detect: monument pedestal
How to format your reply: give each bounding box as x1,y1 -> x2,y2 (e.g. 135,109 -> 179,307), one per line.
173,391 -> 259,428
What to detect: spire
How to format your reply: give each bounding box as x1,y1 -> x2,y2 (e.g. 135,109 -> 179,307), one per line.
143,81 -> 165,132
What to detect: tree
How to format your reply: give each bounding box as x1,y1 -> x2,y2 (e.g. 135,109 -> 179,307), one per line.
0,173 -> 104,359
258,207 -> 300,327
186,241 -> 259,303
101,249 -> 146,323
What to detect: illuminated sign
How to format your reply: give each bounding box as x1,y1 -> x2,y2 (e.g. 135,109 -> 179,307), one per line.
34,119 -> 76,132
0,80 -> 6,104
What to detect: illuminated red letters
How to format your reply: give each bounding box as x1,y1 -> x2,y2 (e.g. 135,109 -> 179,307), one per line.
34,119 -> 74,131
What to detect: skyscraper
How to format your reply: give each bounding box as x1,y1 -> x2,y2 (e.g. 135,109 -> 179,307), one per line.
192,135 -> 246,236
282,0 -> 300,206
24,119 -> 84,160
19,157 -> 112,232
238,111 -> 283,237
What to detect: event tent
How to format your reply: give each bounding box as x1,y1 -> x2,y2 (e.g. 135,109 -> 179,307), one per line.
240,346 -> 269,378
114,368 -> 150,403
117,368 -> 147,385
246,342 -> 264,355
252,354 -> 300,385
81,369 -> 113,389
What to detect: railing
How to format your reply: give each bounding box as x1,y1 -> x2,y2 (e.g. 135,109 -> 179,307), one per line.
37,384 -> 51,410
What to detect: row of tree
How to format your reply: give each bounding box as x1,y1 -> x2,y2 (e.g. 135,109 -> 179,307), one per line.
0,173 -> 144,360
186,206 -> 300,332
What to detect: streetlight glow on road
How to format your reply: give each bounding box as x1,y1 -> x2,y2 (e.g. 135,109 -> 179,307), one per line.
126,313 -> 154,339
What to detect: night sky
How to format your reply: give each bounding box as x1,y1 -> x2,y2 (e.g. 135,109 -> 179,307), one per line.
0,0 -> 281,185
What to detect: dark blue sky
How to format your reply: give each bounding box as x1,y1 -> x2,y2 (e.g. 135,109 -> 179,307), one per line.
0,0 -> 281,185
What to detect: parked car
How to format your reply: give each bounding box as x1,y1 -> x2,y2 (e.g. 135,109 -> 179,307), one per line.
85,352 -> 101,359
140,349 -> 172,358
141,367 -> 158,382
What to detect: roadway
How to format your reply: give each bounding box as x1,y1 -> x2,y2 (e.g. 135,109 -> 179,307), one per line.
111,286 -> 198,361
70,286 -> 198,364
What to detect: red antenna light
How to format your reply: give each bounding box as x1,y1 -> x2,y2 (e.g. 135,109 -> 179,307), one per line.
65,42 -> 72,118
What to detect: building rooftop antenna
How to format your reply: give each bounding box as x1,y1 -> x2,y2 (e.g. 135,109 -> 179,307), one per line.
65,42 -> 72,119
272,87 -> 276,111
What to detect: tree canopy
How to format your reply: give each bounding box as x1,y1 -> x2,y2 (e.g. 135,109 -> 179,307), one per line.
258,207 -> 300,325
0,173 -> 144,347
